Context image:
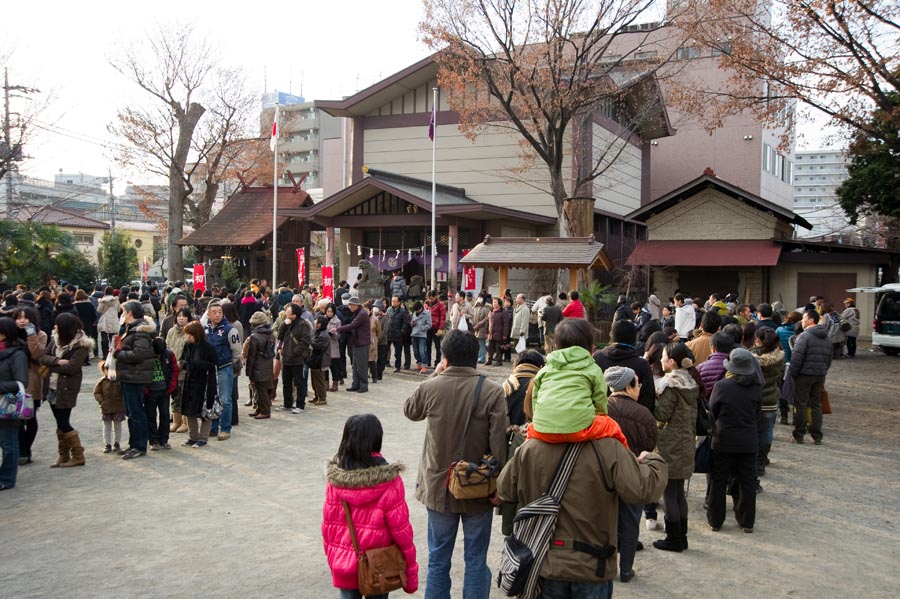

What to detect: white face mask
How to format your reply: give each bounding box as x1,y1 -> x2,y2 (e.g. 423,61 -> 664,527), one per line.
342,299 -> 350,306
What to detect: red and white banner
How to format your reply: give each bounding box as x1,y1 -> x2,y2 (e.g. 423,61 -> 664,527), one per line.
461,249 -> 483,293
141,257 -> 149,282
321,265 -> 334,302
296,248 -> 306,288
270,110 -> 278,152
193,264 -> 206,293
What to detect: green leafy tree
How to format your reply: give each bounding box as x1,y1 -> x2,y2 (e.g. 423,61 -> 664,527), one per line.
98,231 -> 139,288
837,94 -> 900,226
221,256 -> 240,291
0,221 -> 80,287
55,249 -> 99,289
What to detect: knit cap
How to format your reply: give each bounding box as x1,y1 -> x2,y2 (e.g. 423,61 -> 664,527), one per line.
249,311 -> 269,326
604,366 -> 636,392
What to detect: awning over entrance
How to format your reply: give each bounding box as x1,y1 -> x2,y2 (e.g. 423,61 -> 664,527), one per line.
626,240 -> 782,266
461,235 -> 613,292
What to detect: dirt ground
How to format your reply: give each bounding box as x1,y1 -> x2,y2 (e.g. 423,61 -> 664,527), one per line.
0,343 -> 898,599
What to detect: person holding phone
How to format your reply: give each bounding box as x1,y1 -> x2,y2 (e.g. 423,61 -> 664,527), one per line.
12,307 -> 47,466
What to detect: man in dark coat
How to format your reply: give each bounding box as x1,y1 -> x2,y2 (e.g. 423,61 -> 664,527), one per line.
594,320 -> 656,413
337,297 -> 371,393
788,309 -> 833,444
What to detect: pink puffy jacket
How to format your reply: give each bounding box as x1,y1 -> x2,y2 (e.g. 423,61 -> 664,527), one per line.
322,457 -> 418,593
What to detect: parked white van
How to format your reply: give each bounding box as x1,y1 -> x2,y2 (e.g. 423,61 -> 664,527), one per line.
848,283 -> 900,356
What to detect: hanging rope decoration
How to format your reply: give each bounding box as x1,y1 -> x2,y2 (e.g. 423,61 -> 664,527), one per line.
334,242 -> 434,261
346,243 -> 351,256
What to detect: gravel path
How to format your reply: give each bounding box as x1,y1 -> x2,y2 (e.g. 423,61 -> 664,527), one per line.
0,345 -> 897,598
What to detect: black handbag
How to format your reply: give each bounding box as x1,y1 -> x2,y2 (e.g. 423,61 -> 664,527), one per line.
694,436 -> 712,474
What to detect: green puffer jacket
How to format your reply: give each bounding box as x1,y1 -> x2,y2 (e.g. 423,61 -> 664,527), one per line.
531,345 -> 608,434
751,347 -> 785,411
653,370 -> 698,480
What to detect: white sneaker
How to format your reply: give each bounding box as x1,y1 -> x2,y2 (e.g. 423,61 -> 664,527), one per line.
645,519 -> 657,531
291,407 -> 302,414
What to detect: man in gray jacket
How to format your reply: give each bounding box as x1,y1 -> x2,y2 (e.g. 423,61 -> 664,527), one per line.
789,310 -> 833,444
404,330 -> 508,599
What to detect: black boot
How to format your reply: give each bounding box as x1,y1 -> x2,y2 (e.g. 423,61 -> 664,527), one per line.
779,410 -> 789,425
680,518 -> 688,550
653,519 -> 683,552
763,444 -> 771,466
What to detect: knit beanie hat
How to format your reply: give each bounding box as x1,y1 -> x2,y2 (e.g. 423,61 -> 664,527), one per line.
604,366 -> 636,392
250,311 -> 269,327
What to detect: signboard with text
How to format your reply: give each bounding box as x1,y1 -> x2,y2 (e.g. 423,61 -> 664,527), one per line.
296,248 -> 306,288
321,265 -> 334,302
193,264 -> 206,293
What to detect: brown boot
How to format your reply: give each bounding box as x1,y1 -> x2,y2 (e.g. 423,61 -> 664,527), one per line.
329,382 -> 338,392
60,430 -> 86,467
174,411 -> 189,433
50,429 -> 71,468
170,412 -> 181,433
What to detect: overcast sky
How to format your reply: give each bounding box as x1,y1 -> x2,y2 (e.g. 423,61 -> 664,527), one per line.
4,0 -> 429,190
4,0 -> 832,192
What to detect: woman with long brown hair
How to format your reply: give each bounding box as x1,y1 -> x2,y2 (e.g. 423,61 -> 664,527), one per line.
40,312 -> 93,468
12,306 -> 46,465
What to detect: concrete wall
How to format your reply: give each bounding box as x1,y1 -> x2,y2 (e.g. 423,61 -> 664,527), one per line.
592,125 -> 642,216
646,188 -> 791,241
770,263 -> 878,339
363,123 -> 565,219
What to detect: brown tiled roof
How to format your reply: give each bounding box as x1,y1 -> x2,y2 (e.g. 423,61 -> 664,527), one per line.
460,235 -> 613,270
177,186 -> 312,247
16,205 -> 110,229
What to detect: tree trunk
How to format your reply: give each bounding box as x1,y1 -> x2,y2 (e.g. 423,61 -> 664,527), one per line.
563,196 -> 595,297
166,102 -> 205,281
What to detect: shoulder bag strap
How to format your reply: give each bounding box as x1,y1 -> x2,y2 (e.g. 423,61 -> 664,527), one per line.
341,500 -> 362,556
546,442 -> 585,501
453,375 -> 486,462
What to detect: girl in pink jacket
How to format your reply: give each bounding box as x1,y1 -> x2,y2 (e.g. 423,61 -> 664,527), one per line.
322,414 -> 418,598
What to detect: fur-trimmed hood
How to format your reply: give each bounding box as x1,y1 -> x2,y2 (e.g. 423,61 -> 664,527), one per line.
752,347 -> 785,367
98,295 -> 119,309
51,329 -> 95,355
326,461 -> 405,488
655,368 -> 698,396
126,316 -> 157,335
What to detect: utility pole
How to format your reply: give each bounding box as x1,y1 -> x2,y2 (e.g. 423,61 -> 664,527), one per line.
108,167 -> 116,231
2,68 -> 39,216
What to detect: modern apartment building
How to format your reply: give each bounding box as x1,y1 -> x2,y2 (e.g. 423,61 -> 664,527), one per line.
792,149 -> 857,242
260,92 -> 345,196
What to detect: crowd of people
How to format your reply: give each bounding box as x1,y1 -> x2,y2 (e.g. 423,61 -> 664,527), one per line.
0,275 -> 843,599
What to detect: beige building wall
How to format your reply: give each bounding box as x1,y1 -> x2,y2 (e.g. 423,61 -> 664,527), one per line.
769,263 -> 878,339
363,122 -> 565,219
592,126 -> 642,216
66,226 -> 106,264
646,188 -> 792,241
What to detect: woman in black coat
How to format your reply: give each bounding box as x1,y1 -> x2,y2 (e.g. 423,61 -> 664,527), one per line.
707,347 -> 762,533
73,289 -> 99,364
0,316 -> 29,490
179,321 -> 218,448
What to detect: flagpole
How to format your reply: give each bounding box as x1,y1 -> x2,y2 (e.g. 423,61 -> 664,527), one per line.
430,87 -> 437,294
272,104 -> 279,287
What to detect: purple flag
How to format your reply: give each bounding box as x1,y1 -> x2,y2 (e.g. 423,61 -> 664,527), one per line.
428,103 -> 435,141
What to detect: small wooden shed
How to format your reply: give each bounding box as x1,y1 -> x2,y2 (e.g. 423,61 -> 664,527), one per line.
460,235 -> 614,291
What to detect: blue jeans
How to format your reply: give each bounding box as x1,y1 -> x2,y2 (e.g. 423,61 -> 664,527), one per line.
210,367 -> 233,435
617,499 -> 643,574
425,509 -> 493,599
338,590 -> 388,599
0,425 -> 20,488
412,336 -> 428,366
121,382 -> 149,452
539,579 -> 613,599
477,338 -> 487,363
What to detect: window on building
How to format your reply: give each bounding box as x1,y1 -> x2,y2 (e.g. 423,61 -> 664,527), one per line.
599,55 -> 622,64
762,143 -> 771,172
776,154 -> 784,180
676,46 -> 701,60
634,50 -> 658,60
73,233 -> 94,245
710,42 -> 733,56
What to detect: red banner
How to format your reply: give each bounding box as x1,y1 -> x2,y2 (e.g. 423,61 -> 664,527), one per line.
296,248 -> 306,288
321,265 -> 334,302
193,264 -> 206,293
462,249 -> 476,291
